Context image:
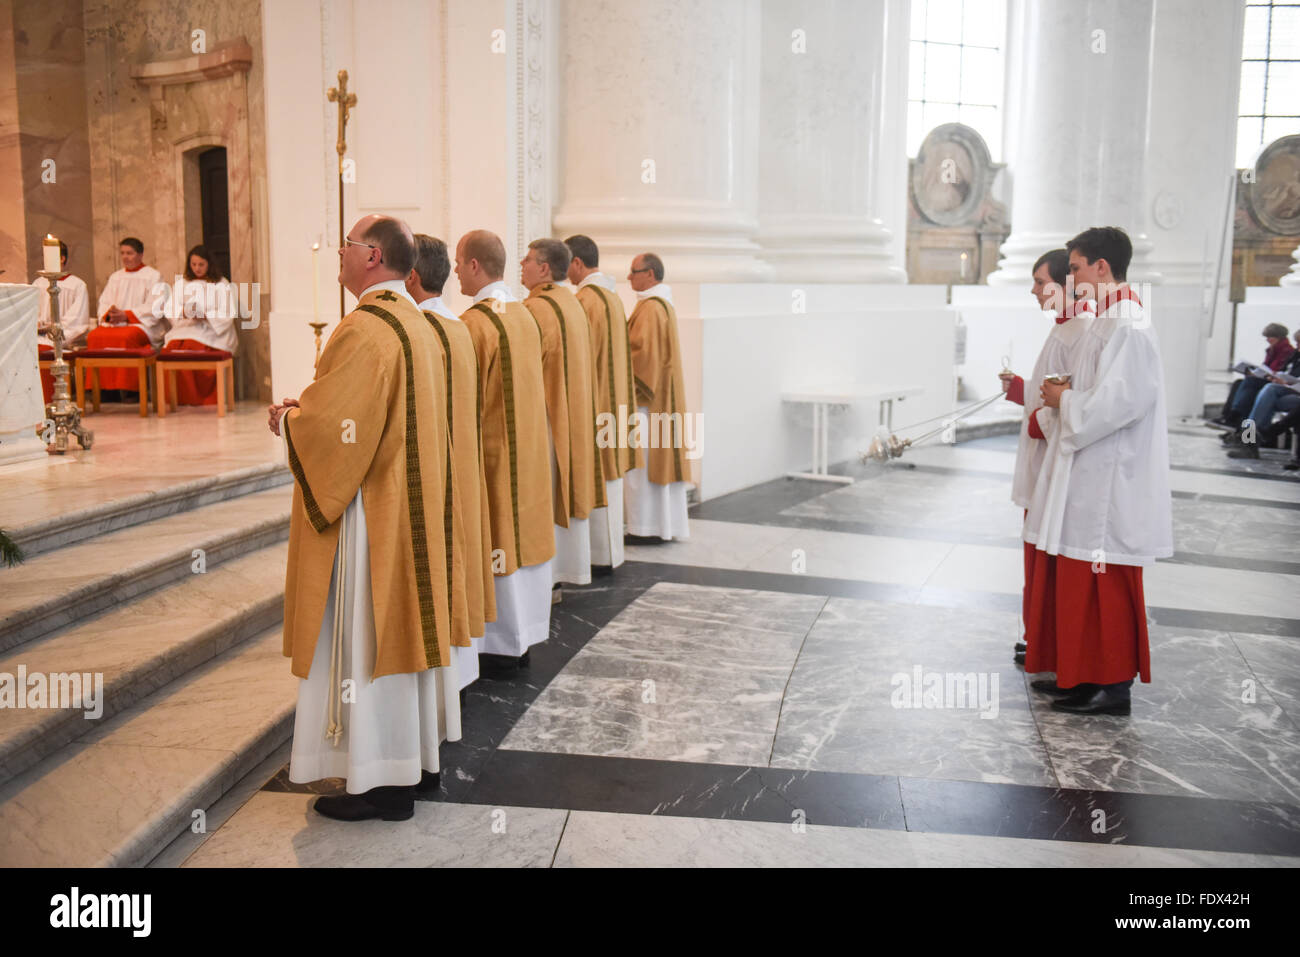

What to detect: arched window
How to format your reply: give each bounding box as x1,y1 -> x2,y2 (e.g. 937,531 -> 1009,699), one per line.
907,0 -> 1007,161
1237,1 -> 1300,169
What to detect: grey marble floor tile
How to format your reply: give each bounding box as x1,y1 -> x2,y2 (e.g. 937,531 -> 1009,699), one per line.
182,793 -> 568,867
1233,630 -> 1300,731
769,597 -> 1052,785
502,582 -> 826,765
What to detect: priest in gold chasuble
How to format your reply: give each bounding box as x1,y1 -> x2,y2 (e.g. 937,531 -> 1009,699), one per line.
521,238 -> 603,587
566,234 -> 642,571
454,229 -> 555,672
625,253 -> 692,541
408,233 -> 495,691
270,215 -> 461,823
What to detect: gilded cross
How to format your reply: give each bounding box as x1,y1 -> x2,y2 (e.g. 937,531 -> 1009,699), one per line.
326,69 -> 357,168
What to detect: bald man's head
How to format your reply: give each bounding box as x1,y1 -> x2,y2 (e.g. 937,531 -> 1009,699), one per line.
459,229 -> 506,280
359,215 -> 416,276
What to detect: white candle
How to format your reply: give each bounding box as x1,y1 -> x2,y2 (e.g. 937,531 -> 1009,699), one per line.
312,243 -> 320,324
43,234 -> 60,274
959,251 -> 969,281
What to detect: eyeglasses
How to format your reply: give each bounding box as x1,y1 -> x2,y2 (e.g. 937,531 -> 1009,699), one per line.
629,266 -> 652,274
343,237 -> 382,262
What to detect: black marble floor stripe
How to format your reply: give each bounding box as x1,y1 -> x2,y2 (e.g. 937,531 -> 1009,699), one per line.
463,749 -> 1300,858
1166,550 -> 1300,577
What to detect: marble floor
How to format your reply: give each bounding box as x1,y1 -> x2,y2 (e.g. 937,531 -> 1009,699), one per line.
171,418 -> 1299,868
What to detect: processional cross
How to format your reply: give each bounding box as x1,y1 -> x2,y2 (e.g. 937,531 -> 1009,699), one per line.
326,70 -> 357,321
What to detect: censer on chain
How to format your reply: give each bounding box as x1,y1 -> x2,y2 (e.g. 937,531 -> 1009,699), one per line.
861,356 -> 1031,463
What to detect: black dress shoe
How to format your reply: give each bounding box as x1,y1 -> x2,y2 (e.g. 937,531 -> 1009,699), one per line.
1031,679 -> 1097,696
1220,430 -> 1243,445
1014,641 -> 1027,654
1228,445 -> 1260,459
414,770 -> 441,802
313,785 -> 415,822
1014,651 -> 1025,666
591,564 -> 615,577
519,649 -> 531,668
1051,683 -> 1131,715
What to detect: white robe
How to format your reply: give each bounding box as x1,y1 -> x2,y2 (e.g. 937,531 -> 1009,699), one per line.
1024,292 -> 1173,567
288,488 -> 462,793
162,279 -> 239,353
417,293 -> 481,690
96,265 -> 169,348
33,274 -> 91,348
550,433 -> 592,585
471,280 -> 554,657
589,478 -> 625,567
624,403 -> 691,541
1011,305 -> 1094,509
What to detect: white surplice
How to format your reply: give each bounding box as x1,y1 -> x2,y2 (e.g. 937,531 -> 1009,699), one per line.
1011,303 -> 1095,509
96,265 -> 168,347
288,488 -> 462,793
33,274 -> 91,348
1024,290 -> 1173,567
162,279 -> 238,352
471,279 -> 554,656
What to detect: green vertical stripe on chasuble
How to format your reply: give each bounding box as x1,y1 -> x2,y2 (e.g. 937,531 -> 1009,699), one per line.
471,302 -> 523,569
356,303 -> 440,667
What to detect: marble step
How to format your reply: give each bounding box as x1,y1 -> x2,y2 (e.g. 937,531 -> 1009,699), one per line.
0,627 -> 296,867
0,541 -> 288,790
0,485 -> 292,653
8,461 -> 292,559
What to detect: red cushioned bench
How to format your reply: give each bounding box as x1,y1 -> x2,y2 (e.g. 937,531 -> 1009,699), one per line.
154,348 -> 235,417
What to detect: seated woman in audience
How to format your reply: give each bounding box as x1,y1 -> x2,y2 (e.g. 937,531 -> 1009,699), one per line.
160,245 -> 236,406
1224,329 -> 1300,456
1210,323 -> 1295,429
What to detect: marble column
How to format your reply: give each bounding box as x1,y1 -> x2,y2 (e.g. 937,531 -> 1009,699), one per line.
989,0 -> 1160,285
1143,0 -> 1243,288
551,0 -> 767,281
754,0 -> 905,282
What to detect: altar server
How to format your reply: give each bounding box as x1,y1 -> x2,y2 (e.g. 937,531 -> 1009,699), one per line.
998,248 -> 1095,665
86,236 -> 168,392
269,214 -> 461,821
1028,227 -> 1173,716
522,238 -> 603,587
624,253 -> 691,541
567,234 -> 642,571
408,232 -> 495,690
455,229 -> 555,677
160,245 -> 237,406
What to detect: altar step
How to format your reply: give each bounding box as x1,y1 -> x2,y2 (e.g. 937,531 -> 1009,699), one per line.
0,539 -> 288,787
8,461 -> 291,559
0,484 -> 292,653
0,627 -> 294,867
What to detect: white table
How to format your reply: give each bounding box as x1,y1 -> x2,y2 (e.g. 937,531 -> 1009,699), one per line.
782,384 -> 924,483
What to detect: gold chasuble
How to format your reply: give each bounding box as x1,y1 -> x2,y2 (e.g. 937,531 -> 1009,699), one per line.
576,283 -> 643,479
424,310 -> 497,639
281,288 -> 459,681
459,298 -> 555,575
523,283 -> 604,524
627,295 -> 690,485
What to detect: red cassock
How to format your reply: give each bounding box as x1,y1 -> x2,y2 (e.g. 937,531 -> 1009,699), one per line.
159,339 -> 220,406
1022,548 -> 1151,686
84,317 -> 150,391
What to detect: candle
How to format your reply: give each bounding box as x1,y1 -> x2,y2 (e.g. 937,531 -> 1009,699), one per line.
43,234 -> 60,274
959,251 -> 969,281
312,243 -> 320,325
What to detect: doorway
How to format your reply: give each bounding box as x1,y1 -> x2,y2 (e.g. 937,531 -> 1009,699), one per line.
198,147 -> 230,279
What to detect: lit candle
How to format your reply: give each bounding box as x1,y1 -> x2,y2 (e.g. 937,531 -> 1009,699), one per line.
959,251 -> 969,281
312,243 -> 320,325
43,234 -> 61,274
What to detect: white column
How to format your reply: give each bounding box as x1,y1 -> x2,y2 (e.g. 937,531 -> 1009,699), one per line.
1144,0 -> 1244,287
552,0 -> 766,281
989,0 -> 1160,285
755,0 -> 905,282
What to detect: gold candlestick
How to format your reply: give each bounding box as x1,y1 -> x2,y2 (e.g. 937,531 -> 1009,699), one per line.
309,322 -> 328,367
38,269 -> 94,453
